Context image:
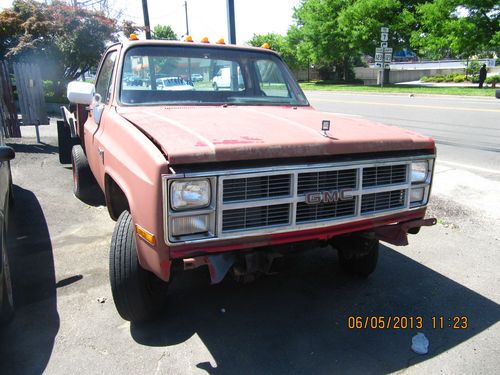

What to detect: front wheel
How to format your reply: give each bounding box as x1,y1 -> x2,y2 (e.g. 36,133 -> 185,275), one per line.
71,145 -> 103,205
109,211 -> 168,322
334,236 -> 379,277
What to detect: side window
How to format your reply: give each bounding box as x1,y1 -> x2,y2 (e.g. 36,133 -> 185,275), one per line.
255,60 -> 290,97
95,51 -> 117,104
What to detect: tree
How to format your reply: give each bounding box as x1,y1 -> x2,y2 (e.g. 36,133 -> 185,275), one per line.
0,0 -> 118,94
410,0 -> 500,59
246,32 -> 304,70
122,20 -> 143,38
152,25 -> 178,40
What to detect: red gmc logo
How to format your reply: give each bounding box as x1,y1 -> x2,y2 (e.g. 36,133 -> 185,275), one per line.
305,189 -> 354,204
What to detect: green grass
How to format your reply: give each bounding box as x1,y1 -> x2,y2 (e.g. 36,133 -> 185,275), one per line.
299,82 -> 497,97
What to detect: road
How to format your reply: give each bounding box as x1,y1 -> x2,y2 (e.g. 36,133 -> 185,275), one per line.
308,91 -> 500,180
1,93 -> 499,375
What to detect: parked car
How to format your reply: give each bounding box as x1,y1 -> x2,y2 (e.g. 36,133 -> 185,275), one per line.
123,75 -> 143,87
0,130 -> 15,325
63,40 -> 436,323
156,77 -> 194,91
212,66 -> 244,90
191,73 -> 203,82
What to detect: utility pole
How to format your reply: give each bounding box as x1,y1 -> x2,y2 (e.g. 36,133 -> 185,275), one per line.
226,0 -> 236,44
141,0 -> 151,39
184,1 -> 190,35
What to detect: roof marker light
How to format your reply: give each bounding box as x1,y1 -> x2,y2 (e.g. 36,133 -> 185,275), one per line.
216,38 -> 225,44
129,34 -> 139,41
200,36 -> 209,43
184,35 -> 193,42
261,43 -> 270,49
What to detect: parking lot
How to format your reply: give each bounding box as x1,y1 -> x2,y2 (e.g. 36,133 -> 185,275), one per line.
1,104 -> 499,374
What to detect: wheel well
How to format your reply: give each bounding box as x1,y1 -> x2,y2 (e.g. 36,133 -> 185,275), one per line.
105,175 -> 130,221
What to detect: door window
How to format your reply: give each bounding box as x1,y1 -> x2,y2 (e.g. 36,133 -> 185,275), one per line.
95,51 -> 117,104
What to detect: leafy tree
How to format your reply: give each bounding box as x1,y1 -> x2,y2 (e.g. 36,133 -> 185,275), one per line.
122,20 -> 143,38
0,0 -> 118,94
410,0 -> 500,59
152,25 -> 178,40
246,32 -> 305,70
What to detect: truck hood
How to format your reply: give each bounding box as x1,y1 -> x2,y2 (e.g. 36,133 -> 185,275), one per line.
117,106 -> 434,165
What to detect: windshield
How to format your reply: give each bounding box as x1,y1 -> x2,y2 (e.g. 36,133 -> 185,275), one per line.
120,45 -> 309,106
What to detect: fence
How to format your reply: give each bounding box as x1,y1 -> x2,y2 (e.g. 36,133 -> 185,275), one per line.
0,61 -> 21,138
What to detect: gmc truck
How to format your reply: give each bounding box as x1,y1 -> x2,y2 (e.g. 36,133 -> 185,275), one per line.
60,38 -> 436,323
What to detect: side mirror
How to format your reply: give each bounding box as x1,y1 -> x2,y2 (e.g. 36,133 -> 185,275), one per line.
0,146 -> 15,162
67,81 -> 95,105
496,89 -> 500,99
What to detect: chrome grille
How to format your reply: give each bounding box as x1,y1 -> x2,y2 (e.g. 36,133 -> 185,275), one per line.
363,164 -> 407,187
222,204 -> 290,231
223,174 -> 291,202
216,159 -> 421,236
296,198 -> 357,223
361,190 -> 406,214
297,169 -> 357,195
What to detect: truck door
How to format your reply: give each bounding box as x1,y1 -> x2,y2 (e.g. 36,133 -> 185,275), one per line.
84,50 -> 117,188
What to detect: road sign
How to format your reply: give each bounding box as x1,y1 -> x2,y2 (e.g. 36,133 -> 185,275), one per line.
384,63 -> 390,69
381,27 -> 389,33
375,62 -> 383,68
375,53 -> 383,62
381,32 -> 388,42
375,47 -> 383,54
380,42 -> 388,48
384,54 -> 392,62
384,47 -> 393,54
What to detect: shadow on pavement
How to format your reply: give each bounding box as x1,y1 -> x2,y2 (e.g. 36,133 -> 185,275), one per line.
7,142 -> 58,155
0,185 -> 59,375
131,244 -> 500,374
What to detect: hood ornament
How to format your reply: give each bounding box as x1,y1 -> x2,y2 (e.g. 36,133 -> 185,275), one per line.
321,120 -> 335,139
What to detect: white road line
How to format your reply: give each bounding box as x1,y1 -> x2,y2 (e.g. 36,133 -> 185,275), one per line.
438,160 -> 500,175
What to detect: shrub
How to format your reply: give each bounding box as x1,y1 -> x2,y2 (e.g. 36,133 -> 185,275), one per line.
453,74 -> 466,82
485,75 -> 500,84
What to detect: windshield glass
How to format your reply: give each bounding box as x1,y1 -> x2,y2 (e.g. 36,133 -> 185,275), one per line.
120,45 -> 309,106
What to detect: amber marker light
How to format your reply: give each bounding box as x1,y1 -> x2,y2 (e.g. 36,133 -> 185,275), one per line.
216,38 -> 225,44
129,33 -> 139,41
135,224 -> 156,246
261,42 -> 270,49
200,36 -> 209,43
184,35 -> 194,42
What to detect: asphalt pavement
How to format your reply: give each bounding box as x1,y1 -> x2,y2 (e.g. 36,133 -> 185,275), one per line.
1,93 -> 499,374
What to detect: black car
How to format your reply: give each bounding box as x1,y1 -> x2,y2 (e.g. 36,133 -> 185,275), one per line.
0,129 -> 15,325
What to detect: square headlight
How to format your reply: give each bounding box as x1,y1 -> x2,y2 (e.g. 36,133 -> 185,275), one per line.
171,179 -> 211,210
411,161 -> 429,183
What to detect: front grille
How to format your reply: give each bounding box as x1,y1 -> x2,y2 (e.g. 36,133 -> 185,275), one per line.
223,174 -> 291,202
296,198 -> 357,223
222,204 -> 290,231
298,169 -> 357,195
363,164 -> 407,187
361,189 -> 406,214
218,161 -> 418,235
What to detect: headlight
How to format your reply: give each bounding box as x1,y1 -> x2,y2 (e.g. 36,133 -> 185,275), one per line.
171,179 -> 211,210
411,161 -> 428,183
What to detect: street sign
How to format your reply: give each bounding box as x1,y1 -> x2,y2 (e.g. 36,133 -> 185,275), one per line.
375,62 -> 383,68
384,54 -> 392,62
380,42 -> 388,48
375,53 -> 383,62
381,32 -> 388,42
381,27 -> 389,33
384,47 -> 393,54
375,47 -> 383,54
384,63 -> 390,69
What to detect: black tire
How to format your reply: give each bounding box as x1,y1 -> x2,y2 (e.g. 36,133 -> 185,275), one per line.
1,224 -> 14,325
57,120 -> 77,164
109,211 -> 168,322
334,236 -> 379,277
71,145 -> 104,205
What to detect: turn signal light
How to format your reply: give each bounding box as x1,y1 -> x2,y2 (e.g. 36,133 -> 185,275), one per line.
135,224 -> 156,246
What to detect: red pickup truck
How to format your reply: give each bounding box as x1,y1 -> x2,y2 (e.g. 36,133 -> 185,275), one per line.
61,39 -> 436,322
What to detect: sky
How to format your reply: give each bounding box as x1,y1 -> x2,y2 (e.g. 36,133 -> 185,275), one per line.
0,0 -> 302,44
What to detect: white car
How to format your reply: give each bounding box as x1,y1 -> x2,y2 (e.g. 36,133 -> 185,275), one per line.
156,77 -> 194,91
212,67 -> 243,90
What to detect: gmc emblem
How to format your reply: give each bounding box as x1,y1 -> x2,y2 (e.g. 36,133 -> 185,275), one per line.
305,189 -> 354,205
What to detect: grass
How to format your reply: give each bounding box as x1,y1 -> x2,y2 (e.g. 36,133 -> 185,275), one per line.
299,82 -> 497,97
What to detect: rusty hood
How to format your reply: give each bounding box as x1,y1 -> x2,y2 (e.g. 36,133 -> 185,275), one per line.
117,105 -> 434,165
